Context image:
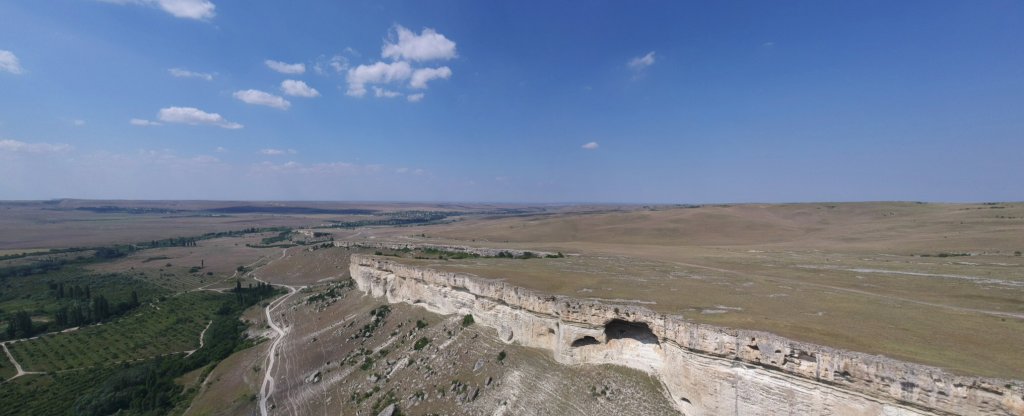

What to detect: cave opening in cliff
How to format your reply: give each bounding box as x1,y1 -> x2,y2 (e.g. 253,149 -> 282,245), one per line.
571,336 -> 601,347
604,320 -> 659,345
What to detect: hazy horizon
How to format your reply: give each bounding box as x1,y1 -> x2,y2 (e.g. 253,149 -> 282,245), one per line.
3,198 -> 1021,206
2,1 -> 1022,202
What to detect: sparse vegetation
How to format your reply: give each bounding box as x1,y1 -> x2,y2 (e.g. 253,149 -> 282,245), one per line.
461,314 -> 475,327
354,305 -> 391,339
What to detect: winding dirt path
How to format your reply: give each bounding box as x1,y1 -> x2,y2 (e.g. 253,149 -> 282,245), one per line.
188,254 -> 269,294
1,342 -> 43,382
185,320 -> 213,358
257,284 -> 299,416
251,247 -> 307,416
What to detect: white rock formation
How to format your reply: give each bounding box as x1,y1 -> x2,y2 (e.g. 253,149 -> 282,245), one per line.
350,254 -> 1024,416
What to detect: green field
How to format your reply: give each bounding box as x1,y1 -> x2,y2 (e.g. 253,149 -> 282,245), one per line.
6,292 -> 221,373
0,266 -> 165,339
0,355 -> 15,380
0,368 -> 116,415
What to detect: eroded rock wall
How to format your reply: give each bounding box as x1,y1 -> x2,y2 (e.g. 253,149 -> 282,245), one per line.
350,254 -> 1024,416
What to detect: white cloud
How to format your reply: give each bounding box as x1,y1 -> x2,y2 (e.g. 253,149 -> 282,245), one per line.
264,59 -> 305,74
156,0 -> 214,19
314,55 -> 349,75
628,51 -> 656,72
214,146 -> 227,153
280,80 -> 320,97
168,68 -> 213,80
409,66 -> 451,89
250,160 -> 395,177
233,89 -> 291,110
0,139 -> 72,154
157,106 -> 243,129
582,141 -> 599,150
191,154 -> 219,163
102,0 -> 216,20
373,87 -> 401,98
345,25 -> 457,100
345,61 -> 412,97
382,25 -> 457,62
260,148 -> 297,156
0,50 -> 23,74
72,119 -> 86,126
130,118 -> 162,126
396,167 -> 426,175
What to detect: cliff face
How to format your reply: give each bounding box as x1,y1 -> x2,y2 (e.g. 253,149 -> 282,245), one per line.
350,255 -> 1024,416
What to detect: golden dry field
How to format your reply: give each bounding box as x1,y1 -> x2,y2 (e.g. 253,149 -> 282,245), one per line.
353,202 -> 1024,379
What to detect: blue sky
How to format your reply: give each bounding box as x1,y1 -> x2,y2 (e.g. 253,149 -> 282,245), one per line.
0,1 -> 1021,202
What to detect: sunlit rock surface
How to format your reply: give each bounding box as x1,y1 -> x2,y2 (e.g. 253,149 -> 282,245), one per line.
351,254 -> 1024,415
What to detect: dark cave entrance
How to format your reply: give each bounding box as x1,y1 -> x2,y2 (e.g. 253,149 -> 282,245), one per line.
571,336 -> 601,347
604,319 -> 659,345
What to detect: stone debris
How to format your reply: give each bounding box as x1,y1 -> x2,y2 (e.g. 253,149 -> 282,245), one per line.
376,403 -> 395,416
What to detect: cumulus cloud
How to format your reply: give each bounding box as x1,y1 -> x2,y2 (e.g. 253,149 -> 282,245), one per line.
130,118 -> 162,126
264,59 -> 305,74
157,106 -> 242,129
346,61 -> 412,97
382,25 -> 457,62
233,89 -> 290,110
280,80 -> 319,97
345,25 -> 457,100
0,139 -> 72,154
409,66 -> 451,89
628,51 -> 656,74
373,87 -> 401,98
582,141 -> 599,150
168,68 -> 213,80
260,148 -> 297,156
314,55 -> 349,75
0,50 -> 23,74
101,0 -> 216,20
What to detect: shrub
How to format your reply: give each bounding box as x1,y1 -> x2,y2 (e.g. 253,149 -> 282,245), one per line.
413,337 -> 430,350
497,350 -> 507,362
461,314 -> 475,327
360,356 -> 374,371
416,319 -> 428,329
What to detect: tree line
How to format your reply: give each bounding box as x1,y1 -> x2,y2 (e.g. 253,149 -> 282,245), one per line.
4,287 -> 141,340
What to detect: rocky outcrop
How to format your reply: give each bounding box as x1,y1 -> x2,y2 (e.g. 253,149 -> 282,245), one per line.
350,254 -> 1024,416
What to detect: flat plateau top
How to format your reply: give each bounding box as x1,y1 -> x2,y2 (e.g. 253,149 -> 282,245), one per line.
362,202 -> 1024,380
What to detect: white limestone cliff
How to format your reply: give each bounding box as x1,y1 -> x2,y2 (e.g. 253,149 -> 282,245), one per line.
350,254 -> 1024,416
